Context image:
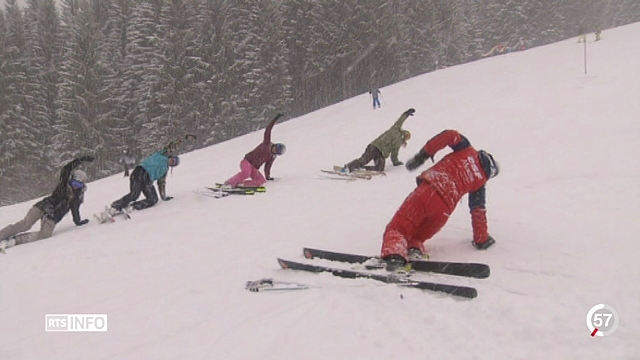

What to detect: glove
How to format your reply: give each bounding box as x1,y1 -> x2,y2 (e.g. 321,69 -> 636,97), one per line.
162,196 -> 173,201
405,149 -> 432,171
274,113 -> 284,121
266,177 -> 274,181
76,219 -> 89,226
78,155 -> 95,162
403,108 -> 415,116
393,161 -> 404,166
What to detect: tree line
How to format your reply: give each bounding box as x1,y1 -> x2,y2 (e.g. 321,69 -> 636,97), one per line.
1,0 -> 639,205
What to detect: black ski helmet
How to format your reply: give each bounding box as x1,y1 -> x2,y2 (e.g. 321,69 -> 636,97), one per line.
478,150 -> 499,179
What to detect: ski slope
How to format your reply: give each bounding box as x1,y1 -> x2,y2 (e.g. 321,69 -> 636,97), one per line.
1,23 -> 639,360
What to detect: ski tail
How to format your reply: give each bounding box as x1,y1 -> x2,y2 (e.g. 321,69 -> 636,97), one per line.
303,248 -> 369,263
403,281 -> 477,299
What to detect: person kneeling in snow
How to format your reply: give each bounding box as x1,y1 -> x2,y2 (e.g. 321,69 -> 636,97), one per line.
108,151 -> 180,215
223,113 -> 286,189
381,130 -> 500,271
340,108 -> 414,173
0,156 -> 93,249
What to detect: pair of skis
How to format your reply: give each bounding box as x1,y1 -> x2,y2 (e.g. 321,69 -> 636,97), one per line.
320,166 -> 386,181
277,248 -> 490,299
195,184 -> 267,198
94,206 -> 132,224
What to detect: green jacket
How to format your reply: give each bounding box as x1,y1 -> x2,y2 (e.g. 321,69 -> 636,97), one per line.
370,112 -> 410,164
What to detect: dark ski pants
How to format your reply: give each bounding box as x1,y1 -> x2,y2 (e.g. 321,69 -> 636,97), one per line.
346,144 -> 385,172
111,166 -> 158,211
0,206 -> 56,245
373,97 -> 381,109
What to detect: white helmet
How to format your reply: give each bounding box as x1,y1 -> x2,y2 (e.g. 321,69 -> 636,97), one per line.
72,169 -> 88,182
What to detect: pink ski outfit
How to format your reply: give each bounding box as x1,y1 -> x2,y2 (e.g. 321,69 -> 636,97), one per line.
225,114 -> 282,187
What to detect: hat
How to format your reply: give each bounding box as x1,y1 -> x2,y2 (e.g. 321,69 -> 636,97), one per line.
403,130 -> 411,141
72,169 -> 88,182
272,143 -> 286,155
70,170 -> 88,191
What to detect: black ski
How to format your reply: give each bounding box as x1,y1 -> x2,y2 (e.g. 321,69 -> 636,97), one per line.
277,258 -> 477,299
303,247 -> 490,279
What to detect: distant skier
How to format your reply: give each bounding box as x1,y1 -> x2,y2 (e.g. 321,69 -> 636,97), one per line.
369,88 -> 382,109
381,130 -> 500,271
340,108 -> 414,173
222,113 -> 286,189
577,26 -> 586,43
119,149 -> 137,177
594,26 -> 602,41
102,150 -> 180,219
481,43 -> 506,57
0,156 -> 94,249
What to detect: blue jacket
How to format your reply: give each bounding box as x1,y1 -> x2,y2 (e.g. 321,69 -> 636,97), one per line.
140,152 -> 169,181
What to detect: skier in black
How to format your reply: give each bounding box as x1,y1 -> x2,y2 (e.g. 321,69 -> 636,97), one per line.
102,150 -> 179,222
0,156 -> 94,249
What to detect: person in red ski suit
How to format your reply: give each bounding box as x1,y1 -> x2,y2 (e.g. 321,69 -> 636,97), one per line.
381,130 -> 499,269
224,113 -> 286,188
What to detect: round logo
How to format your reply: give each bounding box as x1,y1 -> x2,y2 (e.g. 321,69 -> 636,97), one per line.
586,304 -> 619,337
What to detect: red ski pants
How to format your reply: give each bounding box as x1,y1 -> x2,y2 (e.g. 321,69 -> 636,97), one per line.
381,183 -> 451,261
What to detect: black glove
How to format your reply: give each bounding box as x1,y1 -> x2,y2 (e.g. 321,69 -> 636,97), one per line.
76,219 -> 89,226
266,177 -> 274,181
78,155 -> 95,162
393,161 -> 404,166
162,196 -> 173,201
406,149 -> 432,171
274,113 -> 284,121
403,108 -> 416,116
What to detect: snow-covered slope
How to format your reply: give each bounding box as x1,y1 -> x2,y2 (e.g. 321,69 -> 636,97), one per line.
1,23 -> 639,360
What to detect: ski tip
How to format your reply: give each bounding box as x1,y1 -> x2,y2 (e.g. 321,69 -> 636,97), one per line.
303,248 -> 314,259
277,258 -> 289,269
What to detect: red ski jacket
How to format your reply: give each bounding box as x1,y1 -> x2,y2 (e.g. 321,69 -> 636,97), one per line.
244,115 -> 279,178
417,130 -> 489,212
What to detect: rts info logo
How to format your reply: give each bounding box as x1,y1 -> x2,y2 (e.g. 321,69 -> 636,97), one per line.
45,314 -> 108,332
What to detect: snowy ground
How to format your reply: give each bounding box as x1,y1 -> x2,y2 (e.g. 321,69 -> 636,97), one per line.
1,23 -> 639,360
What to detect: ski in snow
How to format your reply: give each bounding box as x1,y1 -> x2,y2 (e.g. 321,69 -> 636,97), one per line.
303,247 -> 490,279
93,206 -> 132,224
245,278 -> 309,292
214,183 -> 266,192
194,186 -> 260,199
277,258 -> 478,299
320,170 -> 372,180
